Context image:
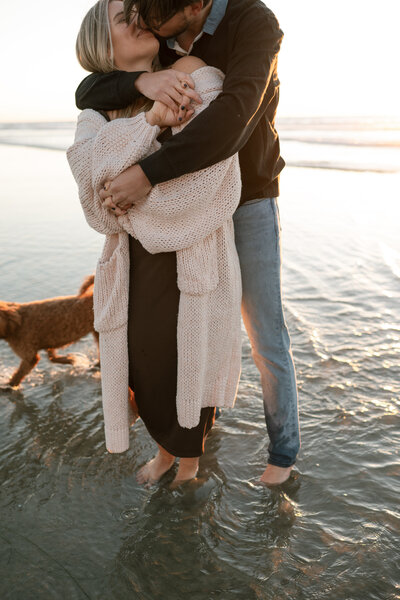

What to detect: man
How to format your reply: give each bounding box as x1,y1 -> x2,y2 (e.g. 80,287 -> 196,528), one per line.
76,0 -> 300,486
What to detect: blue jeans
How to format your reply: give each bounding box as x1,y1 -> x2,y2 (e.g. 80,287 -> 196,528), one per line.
232,197 -> 300,468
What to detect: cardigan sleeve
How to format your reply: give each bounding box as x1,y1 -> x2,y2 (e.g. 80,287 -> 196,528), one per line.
66,109 -> 161,236
68,67 -> 241,252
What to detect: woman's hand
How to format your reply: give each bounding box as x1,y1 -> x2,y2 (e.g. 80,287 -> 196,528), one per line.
146,98 -> 195,129
101,181 -> 132,216
101,165 -> 152,215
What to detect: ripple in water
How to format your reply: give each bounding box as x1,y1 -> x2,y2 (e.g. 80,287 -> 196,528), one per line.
0,148 -> 399,599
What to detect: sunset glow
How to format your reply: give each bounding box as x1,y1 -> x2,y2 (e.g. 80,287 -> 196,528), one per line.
1,0 -> 399,121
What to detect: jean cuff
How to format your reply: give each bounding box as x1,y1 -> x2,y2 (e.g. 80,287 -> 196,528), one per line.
267,458 -> 296,468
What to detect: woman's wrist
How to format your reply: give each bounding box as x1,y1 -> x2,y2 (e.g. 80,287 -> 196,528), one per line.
145,110 -> 159,127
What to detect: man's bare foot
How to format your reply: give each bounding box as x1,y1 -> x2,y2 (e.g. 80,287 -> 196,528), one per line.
171,457 -> 200,487
260,463 -> 294,486
136,448 -> 175,486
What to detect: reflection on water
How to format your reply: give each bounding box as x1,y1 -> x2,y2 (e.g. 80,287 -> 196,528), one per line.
1,116 -> 400,172
0,146 -> 399,599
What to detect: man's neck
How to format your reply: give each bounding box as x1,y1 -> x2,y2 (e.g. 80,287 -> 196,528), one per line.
176,1 -> 213,51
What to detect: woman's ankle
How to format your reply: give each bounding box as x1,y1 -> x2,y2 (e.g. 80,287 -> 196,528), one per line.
156,444 -> 175,463
175,457 -> 199,478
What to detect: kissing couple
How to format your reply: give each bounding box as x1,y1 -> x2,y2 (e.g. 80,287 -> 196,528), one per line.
67,0 -> 300,488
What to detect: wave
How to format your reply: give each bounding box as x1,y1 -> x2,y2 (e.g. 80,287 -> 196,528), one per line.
286,161 -> 398,174
0,139 -> 68,152
1,117 -> 400,173
280,135 -> 400,149
1,137 -> 397,174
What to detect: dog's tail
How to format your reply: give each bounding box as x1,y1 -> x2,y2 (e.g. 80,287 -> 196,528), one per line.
78,274 -> 95,296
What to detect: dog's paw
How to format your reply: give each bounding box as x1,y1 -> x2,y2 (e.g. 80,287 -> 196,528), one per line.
87,360 -> 101,374
0,383 -> 18,394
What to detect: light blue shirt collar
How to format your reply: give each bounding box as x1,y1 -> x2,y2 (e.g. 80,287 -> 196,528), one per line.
167,0 -> 228,49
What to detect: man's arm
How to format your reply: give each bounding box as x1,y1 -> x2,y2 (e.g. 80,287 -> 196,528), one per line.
140,7 -> 283,186
76,71 -> 145,111
76,70 -> 201,112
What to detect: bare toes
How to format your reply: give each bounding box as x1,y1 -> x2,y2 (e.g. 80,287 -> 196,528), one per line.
136,464 -> 152,484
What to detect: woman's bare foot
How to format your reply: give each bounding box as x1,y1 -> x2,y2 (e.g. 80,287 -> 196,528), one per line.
259,464 -> 294,486
136,445 -> 175,486
171,457 -> 200,487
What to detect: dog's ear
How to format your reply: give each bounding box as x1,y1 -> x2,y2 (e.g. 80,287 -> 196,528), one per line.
0,303 -> 22,338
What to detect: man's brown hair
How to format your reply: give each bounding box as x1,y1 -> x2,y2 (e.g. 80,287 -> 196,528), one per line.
124,0 -> 211,29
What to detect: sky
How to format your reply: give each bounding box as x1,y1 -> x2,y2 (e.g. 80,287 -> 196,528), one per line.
0,0 -> 399,122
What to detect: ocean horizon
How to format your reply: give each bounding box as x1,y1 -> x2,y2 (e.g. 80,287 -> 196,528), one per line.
1,115 -> 400,174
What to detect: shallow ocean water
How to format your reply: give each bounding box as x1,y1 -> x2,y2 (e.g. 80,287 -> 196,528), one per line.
0,144 -> 399,599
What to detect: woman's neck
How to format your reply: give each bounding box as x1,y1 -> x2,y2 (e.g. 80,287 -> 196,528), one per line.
116,58 -> 154,73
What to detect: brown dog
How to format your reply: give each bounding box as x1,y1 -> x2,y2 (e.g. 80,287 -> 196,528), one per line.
0,275 -> 99,387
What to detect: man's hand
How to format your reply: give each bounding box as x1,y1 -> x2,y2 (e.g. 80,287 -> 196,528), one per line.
136,70 -> 202,120
99,165 -> 152,214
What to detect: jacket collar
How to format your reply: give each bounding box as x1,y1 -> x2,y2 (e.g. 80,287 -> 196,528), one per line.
166,0 -> 228,49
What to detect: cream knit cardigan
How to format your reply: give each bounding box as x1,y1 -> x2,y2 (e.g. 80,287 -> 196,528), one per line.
67,66 -> 242,453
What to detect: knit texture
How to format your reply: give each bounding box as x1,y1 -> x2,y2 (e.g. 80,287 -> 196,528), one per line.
67,66 -> 242,452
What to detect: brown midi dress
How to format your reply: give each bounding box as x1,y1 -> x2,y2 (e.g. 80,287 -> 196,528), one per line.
127,234 -> 216,458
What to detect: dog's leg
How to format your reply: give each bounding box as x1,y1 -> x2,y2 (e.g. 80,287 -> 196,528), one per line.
92,331 -> 100,367
47,349 -> 75,365
9,354 -> 40,387
92,330 -> 99,349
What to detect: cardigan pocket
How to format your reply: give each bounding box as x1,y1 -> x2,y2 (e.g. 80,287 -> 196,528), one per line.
93,234 -> 129,332
176,230 -> 219,295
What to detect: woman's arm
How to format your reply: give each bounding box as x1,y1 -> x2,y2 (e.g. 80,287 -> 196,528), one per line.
68,65 -> 241,250
67,109 -> 162,235
67,112 -> 123,235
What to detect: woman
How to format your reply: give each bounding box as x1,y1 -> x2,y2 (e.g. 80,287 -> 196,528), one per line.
67,0 -> 242,487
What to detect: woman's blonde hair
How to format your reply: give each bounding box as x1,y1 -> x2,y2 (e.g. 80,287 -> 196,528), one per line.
76,0 -> 156,118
